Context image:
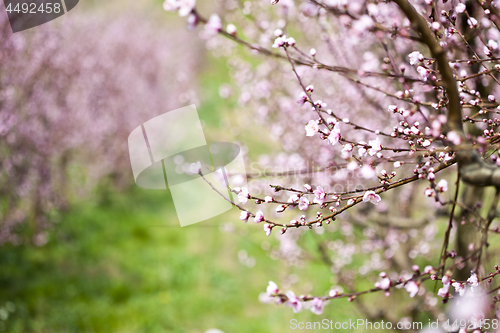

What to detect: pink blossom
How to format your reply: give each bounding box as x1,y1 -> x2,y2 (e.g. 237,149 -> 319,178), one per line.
388,105 -> 398,113
361,165 -> 376,179
254,210 -> 264,223
189,161 -> 202,174
328,123 -> 341,145
424,266 -> 433,274
239,211 -> 249,222
368,138 -> 382,156
238,187 -> 250,204
163,0 -> 196,17
342,143 -> 353,153
285,291 -> 302,313
297,92 -> 308,105
276,205 -> 287,213
468,17 -> 478,28
226,23 -> 237,35
204,14 -> 222,36
298,196 -> 310,210
328,289 -> 339,297
377,277 -> 391,290
264,223 -> 273,236
484,46 -> 492,57
447,131 -> 462,145
417,66 -> 429,81
272,35 -> 296,48
438,281 -> 451,298
456,3 -> 466,13
315,99 -> 327,108
430,120 -> 442,137
310,297 -> 324,315
358,142 -> 367,156
162,0 -> 178,11
305,120 -> 319,136
363,191 -> 381,205
287,194 -> 299,209
264,196 -> 273,203
186,13 -> 198,30
452,282 -> 465,296
467,272 -> 480,291
404,281 -> 419,297
438,282 -> 450,298
267,281 -> 279,295
313,186 -> 326,205
437,179 -> 448,192
272,36 -> 286,48
325,117 -> 337,126
408,51 -> 423,65
352,15 -> 374,35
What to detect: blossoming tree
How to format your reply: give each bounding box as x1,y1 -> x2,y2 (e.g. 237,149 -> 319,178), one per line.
0,11 -> 200,246
165,0 -> 500,328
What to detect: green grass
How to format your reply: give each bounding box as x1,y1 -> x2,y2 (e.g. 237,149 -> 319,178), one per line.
0,187 -> 366,333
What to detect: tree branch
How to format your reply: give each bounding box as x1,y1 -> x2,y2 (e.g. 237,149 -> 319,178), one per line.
392,0 -> 500,187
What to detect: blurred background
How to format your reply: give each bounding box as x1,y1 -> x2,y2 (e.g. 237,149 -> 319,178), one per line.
0,0 -> 365,332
